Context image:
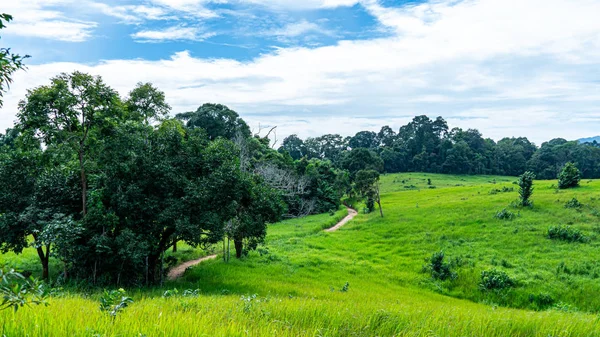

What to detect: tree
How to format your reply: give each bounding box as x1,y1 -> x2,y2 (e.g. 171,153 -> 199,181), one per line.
0,13 -> 29,108
517,171 -> 535,207
279,134 -> 305,160
176,103 -> 251,141
558,162 -> 581,189
227,175 -> 285,258
339,148 -> 383,178
17,72 -> 122,216
349,131 -> 378,150
125,82 -> 171,124
354,170 -> 383,217
77,120 -> 244,284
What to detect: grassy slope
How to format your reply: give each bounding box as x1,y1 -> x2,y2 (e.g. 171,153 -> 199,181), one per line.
2,173 -> 600,336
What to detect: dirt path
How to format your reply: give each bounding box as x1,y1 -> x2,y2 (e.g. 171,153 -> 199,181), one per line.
169,208 -> 357,280
325,207 -> 358,232
167,254 -> 217,280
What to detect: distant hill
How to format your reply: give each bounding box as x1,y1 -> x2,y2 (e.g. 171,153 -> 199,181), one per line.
579,136 -> 600,144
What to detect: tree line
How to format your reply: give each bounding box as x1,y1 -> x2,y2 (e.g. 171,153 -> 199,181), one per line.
0,72 -> 356,285
278,115 -> 600,179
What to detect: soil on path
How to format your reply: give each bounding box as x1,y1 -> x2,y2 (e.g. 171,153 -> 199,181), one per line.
325,207 -> 358,232
168,207 -> 357,280
167,254 -> 217,280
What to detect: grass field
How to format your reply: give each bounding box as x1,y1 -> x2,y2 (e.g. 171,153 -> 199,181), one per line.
2,173 -> 600,336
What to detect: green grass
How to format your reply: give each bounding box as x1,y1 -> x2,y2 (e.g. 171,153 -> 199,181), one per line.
3,173 -> 600,336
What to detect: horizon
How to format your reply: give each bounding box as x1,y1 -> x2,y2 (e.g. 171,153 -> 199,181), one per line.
2,0 -> 600,144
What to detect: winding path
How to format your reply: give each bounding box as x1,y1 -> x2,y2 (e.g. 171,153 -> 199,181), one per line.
325,207 -> 358,232
167,254 -> 218,280
168,207 -> 358,280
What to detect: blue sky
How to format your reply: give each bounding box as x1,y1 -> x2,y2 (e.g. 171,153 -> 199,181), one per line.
2,0 -> 600,144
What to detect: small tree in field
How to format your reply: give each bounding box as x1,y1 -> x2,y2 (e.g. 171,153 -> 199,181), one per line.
558,163 -> 581,189
517,171 -> 535,207
354,170 -> 383,217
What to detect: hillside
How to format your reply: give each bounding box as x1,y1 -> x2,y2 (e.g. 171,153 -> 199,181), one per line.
2,173 -> 600,336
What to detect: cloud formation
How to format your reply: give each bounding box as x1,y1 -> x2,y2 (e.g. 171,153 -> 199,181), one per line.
2,0 -> 600,144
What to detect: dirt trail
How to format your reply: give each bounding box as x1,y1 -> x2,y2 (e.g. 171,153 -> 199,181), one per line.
167,254 -> 217,280
325,207 -> 358,232
169,208 -> 357,280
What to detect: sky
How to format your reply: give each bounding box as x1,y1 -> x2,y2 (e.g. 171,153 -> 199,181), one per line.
1,0 -> 600,145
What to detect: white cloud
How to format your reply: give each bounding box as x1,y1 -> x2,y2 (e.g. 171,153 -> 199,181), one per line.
91,3 -> 170,23
131,26 -> 215,42
2,0 -> 97,42
2,0 -> 600,144
242,0 -> 360,10
265,20 -> 332,38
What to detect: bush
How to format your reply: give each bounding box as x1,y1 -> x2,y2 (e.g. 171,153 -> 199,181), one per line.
547,225 -> 588,243
558,163 -> 581,189
479,269 -> 514,291
529,292 -> 555,309
494,209 -> 516,220
564,198 -> 583,209
425,251 -> 457,281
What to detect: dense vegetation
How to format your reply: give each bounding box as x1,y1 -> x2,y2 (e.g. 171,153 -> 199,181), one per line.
0,72 -> 350,285
279,116 -> 600,179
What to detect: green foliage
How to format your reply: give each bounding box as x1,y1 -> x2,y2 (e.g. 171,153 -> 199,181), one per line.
517,171 -> 535,206
176,103 -> 251,141
99,289 -> 133,319
0,268 -> 48,312
0,13 -> 29,108
494,209 -> 516,220
547,226 -> 588,243
479,269 -> 514,291
564,198 -> 583,209
425,251 -> 456,281
558,163 -> 581,189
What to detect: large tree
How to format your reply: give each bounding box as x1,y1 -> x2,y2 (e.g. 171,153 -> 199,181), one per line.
17,72 -> 122,216
176,103 -> 251,141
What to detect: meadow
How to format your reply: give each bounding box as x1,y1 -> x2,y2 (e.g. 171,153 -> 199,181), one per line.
2,173 -> 600,336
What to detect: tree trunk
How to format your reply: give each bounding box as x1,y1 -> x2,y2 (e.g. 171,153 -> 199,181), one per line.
35,246 -> 49,280
79,147 -> 87,216
377,199 -> 384,217
172,240 -> 177,253
234,239 -> 243,259
33,234 -> 50,280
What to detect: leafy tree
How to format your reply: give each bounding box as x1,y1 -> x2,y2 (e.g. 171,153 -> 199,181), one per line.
125,82 -> 171,124
558,162 -> 581,189
279,134 -> 305,160
349,131 -> 378,150
17,71 -> 122,216
354,170 -> 383,217
227,175 -> 285,258
176,103 -> 251,141
0,13 -> 29,107
0,146 -> 80,280
339,148 -> 383,178
517,171 -> 535,207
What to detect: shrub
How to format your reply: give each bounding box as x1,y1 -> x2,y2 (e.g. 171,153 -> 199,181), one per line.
517,171 -> 535,207
99,289 -> 134,319
529,292 -> 555,309
547,225 -> 588,243
564,198 -> 583,209
494,209 -> 516,220
0,269 -> 49,312
558,163 -> 581,189
479,269 -> 514,291
425,251 -> 457,281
